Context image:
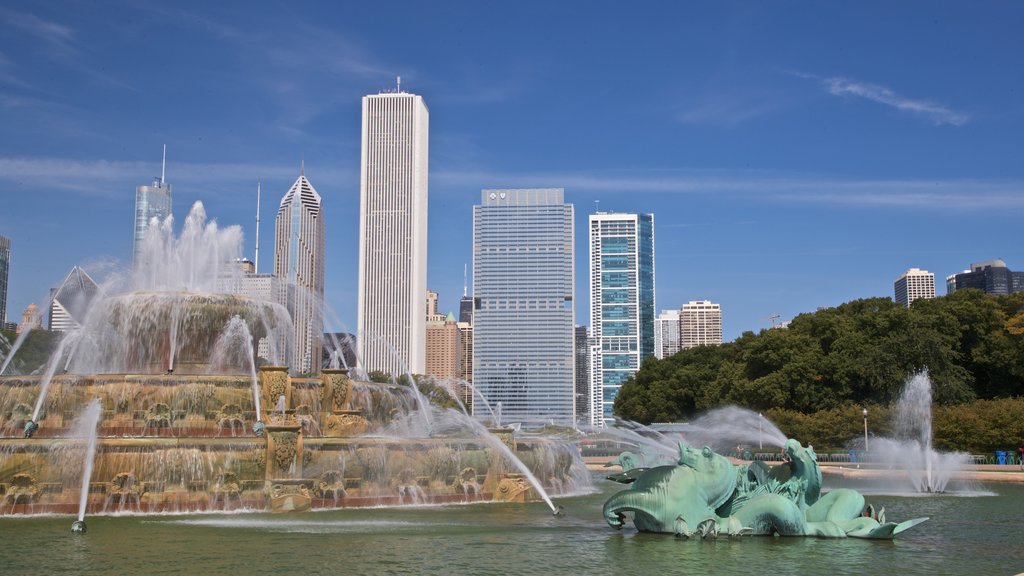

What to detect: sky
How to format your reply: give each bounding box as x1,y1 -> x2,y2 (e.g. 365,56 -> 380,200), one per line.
1,1 -> 1022,341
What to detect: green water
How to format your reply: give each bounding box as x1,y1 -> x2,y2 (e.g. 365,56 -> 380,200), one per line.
2,477 -> 1022,576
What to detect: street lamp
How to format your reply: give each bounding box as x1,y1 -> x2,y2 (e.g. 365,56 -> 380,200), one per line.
862,408 -> 869,453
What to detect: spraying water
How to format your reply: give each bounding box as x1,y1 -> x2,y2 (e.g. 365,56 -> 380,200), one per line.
675,406 -> 788,451
209,316 -> 262,417
870,372 -> 971,493
71,398 -> 103,532
0,324 -> 35,375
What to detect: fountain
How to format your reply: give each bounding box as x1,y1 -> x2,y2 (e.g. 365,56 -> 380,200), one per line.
71,398 -> 102,533
868,372 -> 972,493
0,202 -> 589,517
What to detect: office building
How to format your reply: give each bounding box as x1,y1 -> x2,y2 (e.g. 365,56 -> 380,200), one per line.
473,189 -> 575,426
947,259 -> 1024,295
323,332 -> 358,370
49,266 -> 100,332
654,309 -> 681,359
273,170 -> 325,375
133,147 -> 172,267
587,212 -> 655,427
574,326 -> 590,426
894,268 -> 936,308
680,300 -> 723,349
425,290 -> 461,379
0,235 -> 9,327
357,86 -> 429,376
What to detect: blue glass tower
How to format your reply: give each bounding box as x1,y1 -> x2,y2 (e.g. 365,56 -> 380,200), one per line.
588,212 -> 655,426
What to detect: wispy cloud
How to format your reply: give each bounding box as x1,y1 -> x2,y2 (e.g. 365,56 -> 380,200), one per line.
0,8 -> 77,55
0,156 -> 352,198
801,72 -> 969,126
676,93 -> 783,126
3,157 -> 1019,211
434,168 -> 1023,210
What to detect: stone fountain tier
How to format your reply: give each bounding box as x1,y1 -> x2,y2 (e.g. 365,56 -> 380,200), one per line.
0,434 -> 579,515
70,291 -> 290,375
0,368 -> 588,515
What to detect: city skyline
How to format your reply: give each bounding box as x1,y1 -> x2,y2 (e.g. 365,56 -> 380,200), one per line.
1,3 -> 1022,343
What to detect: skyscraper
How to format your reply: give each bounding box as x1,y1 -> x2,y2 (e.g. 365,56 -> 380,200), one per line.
473,189 -> 575,426
654,309 -> 681,359
49,266 -> 100,332
948,259 -> 1024,295
587,212 -> 655,427
0,235 -> 9,327
273,170 -> 325,375
134,147 -> 172,267
680,300 -> 722,349
357,86 -> 429,376
574,325 -> 590,426
894,268 -> 936,308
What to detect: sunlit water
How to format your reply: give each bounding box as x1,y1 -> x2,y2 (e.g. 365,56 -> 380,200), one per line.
2,476 -> 1022,576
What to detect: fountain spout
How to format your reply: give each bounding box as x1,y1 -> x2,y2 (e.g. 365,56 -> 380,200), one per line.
23,420 -> 38,438
252,421 -> 266,437
71,520 -> 87,534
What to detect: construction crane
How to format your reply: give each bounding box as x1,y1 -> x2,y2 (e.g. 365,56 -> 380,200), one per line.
763,313 -> 781,328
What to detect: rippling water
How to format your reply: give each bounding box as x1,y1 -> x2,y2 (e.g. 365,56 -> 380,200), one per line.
2,476 -> 1023,576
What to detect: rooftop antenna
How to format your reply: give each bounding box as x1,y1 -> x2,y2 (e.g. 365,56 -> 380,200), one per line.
397,75 -> 401,92
160,144 -> 167,185
254,178 -> 261,274
463,264 -> 468,297
594,199 -> 600,213
300,157 -> 305,177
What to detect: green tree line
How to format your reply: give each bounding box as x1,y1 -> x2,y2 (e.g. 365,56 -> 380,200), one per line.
614,290 -> 1024,441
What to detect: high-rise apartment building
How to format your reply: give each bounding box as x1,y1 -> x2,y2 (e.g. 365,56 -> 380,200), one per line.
133,147 -> 172,267
680,300 -> 722,349
273,171 -> 325,375
457,321 -> 473,384
49,266 -> 100,332
473,189 -> 575,426
357,87 -> 429,376
894,268 -> 936,308
574,326 -> 590,426
425,290 -> 461,379
948,259 -> 1024,295
654,309 -> 681,359
587,212 -> 655,427
0,235 -> 9,327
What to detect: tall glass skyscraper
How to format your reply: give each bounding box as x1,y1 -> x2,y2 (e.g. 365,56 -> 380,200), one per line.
588,212 -> 655,427
473,189 -> 575,426
0,235 -> 9,327
274,170 -> 325,375
133,148 -> 172,267
357,88 -> 429,376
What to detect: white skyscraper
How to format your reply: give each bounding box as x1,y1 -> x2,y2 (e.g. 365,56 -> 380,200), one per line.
357,87 -> 429,376
680,300 -> 722,349
894,268 -> 936,307
654,309 -> 681,359
587,212 -> 655,427
473,189 -> 575,426
274,170 -> 325,375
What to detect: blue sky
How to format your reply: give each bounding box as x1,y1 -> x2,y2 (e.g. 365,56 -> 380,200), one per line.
1,1 -> 1022,340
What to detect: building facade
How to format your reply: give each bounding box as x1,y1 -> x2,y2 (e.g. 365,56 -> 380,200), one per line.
357,88 -> 429,376
948,259 -> 1024,295
425,290 -> 461,379
133,150 -> 172,267
472,189 -> 575,426
894,268 -> 936,308
654,309 -> 681,359
49,266 -> 100,332
587,212 -> 655,427
574,325 -> 590,426
0,235 -> 9,327
680,300 -> 722,349
273,171 -> 325,375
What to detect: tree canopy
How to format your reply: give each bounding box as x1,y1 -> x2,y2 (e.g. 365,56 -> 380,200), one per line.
615,290 -> 1024,423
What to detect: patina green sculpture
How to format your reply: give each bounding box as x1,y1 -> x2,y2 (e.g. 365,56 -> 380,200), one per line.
603,439 -> 928,539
